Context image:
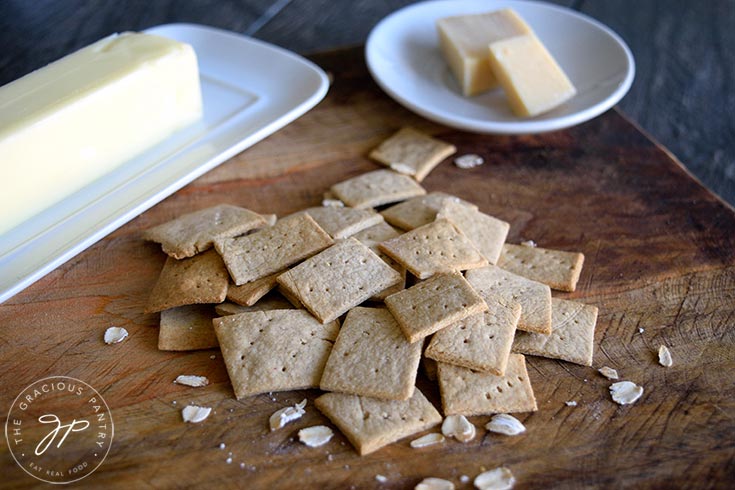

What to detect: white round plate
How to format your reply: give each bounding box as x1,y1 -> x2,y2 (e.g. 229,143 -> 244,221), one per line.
365,0 -> 635,134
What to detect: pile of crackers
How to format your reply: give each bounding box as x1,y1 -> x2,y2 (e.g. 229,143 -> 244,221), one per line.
143,127 -> 597,457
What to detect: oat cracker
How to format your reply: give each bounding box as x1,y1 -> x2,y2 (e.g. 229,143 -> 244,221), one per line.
511,298 -> 598,366
498,243 -> 584,292
320,307 -> 422,400
379,219 -> 487,279
277,238 -> 402,323
385,273 -> 487,343
330,169 -> 426,209
314,389 -> 442,455
369,127 -> 456,182
213,309 -> 339,399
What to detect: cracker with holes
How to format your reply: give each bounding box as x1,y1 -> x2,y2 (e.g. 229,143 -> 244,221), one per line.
512,298 -> 598,366
330,169 -> 426,209
320,307 -> 422,400
145,249 -> 229,313
226,272 -> 280,306
385,273 -> 487,343
381,192 -> 477,231
352,221 -> 406,300
277,238 -> 402,324
143,204 -> 271,259
213,309 -> 339,399
498,243 -> 585,292
159,305 -> 219,351
315,388 -> 442,455
378,218 -> 487,279
437,353 -> 537,416
369,127 -> 457,182
216,213 -> 333,285
425,293 -> 520,375
465,265 -> 552,334
300,206 -> 384,239
437,200 -> 510,265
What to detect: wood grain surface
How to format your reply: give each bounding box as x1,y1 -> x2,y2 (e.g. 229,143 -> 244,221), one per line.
1,48 -> 734,489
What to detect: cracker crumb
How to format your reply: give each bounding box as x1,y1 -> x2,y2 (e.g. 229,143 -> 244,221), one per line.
474,467 -> 515,490
298,425 -> 333,447
441,415 -> 476,443
658,345 -> 673,367
174,375 -> 209,387
103,326 -> 128,344
210,354 -> 216,359
598,366 -> 619,380
454,154 -> 484,169
410,433 -> 446,448
181,405 -> 212,423
610,381 -> 644,405
269,399 -> 307,431
565,401 -> 577,407
485,414 -> 526,436
415,477 -> 455,490
322,198 -> 345,208
375,474 -> 388,483
520,240 -> 537,247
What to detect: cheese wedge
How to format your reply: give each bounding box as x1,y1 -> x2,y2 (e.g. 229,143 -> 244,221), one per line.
436,9 -> 531,96
0,32 -> 203,236
488,34 -> 577,117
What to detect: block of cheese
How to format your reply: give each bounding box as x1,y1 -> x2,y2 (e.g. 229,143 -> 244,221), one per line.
488,33 -> 577,117
0,32 -> 203,236
436,9 -> 531,96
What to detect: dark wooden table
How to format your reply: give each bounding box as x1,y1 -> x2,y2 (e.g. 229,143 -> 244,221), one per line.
1,0 -> 733,206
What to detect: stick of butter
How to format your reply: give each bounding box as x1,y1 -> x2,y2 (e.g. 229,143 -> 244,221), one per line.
0,32 -> 203,236
436,9 -> 531,96
488,34 -> 577,117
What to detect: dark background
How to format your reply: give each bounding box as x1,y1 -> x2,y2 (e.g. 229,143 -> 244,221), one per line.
2,0 -> 732,206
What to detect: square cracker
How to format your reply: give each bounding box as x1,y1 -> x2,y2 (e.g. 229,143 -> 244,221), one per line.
159,305 -> 218,351
216,213 -> 333,285
378,218 -> 488,279
277,238 -> 402,324
465,265 -> 552,334
315,388 -> 442,455
320,307 -> 422,400
437,353 -> 537,416
143,204 -> 270,259
226,272 -> 280,307
352,222 -> 406,301
512,298 -> 598,366
425,293 -> 521,375
369,127 -> 457,182
213,309 -> 339,399
498,243 -> 584,292
330,169 -> 426,209
145,249 -> 229,313
385,273 -> 487,343
437,200 -> 509,265
381,192 -> 477,231
301,207 -> 384,239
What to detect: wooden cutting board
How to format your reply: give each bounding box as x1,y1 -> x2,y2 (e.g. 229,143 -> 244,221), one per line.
1,48 -> 733,489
